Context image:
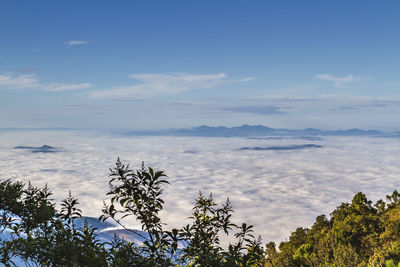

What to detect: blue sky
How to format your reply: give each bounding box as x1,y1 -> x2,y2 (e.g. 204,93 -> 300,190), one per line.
1,1 -> 400,130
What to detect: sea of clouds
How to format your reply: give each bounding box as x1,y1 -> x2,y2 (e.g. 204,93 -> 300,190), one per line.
1,130 -> 400,244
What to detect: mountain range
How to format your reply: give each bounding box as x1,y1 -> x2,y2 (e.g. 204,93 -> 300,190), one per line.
125,125 -> 399,138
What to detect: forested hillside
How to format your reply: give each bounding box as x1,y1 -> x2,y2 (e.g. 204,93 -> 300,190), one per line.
266,191 -> 400,266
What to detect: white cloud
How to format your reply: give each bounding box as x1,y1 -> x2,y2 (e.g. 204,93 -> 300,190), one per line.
316,74 -> 363,87
67,40 -> 89,46
44,83 -> 93,91
236,77 -> 255,83
1,131 -> 400,244
90,73 -> 255,99
90,72 -> 230,99
0,73 -> 92,91
0,74 -> 40,88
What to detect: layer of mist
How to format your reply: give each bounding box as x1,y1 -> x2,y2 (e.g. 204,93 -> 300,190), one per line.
1,130 -> 399,243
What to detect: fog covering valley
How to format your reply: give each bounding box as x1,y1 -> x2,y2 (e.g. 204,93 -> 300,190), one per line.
1,129 -> 400,243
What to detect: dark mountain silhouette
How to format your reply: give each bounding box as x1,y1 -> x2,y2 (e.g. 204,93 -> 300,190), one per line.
247,136 -> 323,141
14,145 -> 56,153
239,144 -> 323,151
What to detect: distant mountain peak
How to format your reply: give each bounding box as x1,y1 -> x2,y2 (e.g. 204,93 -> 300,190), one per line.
14,144 -> 57,153
40,145 -> 55,149
124,124 -> 389,138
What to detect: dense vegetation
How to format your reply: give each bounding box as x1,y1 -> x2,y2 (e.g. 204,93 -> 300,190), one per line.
0,159 -> 399,266
265,191 -> 400,267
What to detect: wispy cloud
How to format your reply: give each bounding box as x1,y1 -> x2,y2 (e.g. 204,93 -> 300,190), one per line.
44,83 -> 92,91
66,40 -> 89,46
225,105 -> 286,115
0,74 -> 40,88
315,74 -> 363,87
236,77 -> 255,83
90,73 -> 252,99
0,73 -> 92,91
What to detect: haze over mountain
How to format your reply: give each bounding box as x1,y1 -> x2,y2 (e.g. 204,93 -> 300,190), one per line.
125,124 -> 391,137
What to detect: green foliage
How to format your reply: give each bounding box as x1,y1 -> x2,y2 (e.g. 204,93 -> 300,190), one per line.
100,159 -> 178,266
385,259 -> 400,267
267,191 -> 400,267
180,192 -> 264,266
0,179 -> 108,266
